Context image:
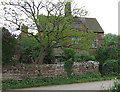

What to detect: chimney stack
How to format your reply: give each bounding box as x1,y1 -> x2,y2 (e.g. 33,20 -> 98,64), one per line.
65,2 -> 71,17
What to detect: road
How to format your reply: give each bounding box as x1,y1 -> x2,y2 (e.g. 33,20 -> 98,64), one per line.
12,79 -> 120,90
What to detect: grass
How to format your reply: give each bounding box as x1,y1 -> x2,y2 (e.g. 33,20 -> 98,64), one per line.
109,79 -> 120,92
2,72 -> 120,90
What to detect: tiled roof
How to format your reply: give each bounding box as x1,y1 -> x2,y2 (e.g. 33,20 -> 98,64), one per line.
81,18 -> 104,33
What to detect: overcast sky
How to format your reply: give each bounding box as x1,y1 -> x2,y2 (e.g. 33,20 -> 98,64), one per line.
0,0 -> 119,35
73,0 -> 119,35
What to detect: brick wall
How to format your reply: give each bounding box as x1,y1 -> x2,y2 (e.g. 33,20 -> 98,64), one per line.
2,61 -> 99,80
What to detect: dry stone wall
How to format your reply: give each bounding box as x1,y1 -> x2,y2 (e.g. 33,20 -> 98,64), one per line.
2,61 -> 99,80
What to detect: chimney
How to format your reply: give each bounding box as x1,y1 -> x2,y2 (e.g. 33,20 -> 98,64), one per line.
65,2 -> 71,17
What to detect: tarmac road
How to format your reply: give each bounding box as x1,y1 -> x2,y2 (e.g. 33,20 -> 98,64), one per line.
12,79 -> 120,90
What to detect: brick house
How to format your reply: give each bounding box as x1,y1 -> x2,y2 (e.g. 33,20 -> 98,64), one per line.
18,2 -> 104,59
66,2 -> 104,48
55,2 -> 104,57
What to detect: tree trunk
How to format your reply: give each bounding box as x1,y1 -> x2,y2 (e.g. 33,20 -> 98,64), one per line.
35,47 -> 47,64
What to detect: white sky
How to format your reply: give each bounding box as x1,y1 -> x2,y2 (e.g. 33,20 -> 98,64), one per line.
73,0 -> 119,35
0,0 -> 119,35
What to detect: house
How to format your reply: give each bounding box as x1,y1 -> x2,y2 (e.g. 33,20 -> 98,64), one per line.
55,2 -> 104,57
18,2 -> 104,60
66,2 -> 104,48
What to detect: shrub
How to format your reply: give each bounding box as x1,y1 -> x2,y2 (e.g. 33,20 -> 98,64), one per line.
109,79 -> 120,92
18,36 -> 41,63
43,45 -> 55,64
58,48 -> 76,62
18,37 -> 55,64
59,48 -> 76,77
84,72 -> 101,78
95,43 -> 119,75
102,59 -> 119,76
85,55 -> 96,61
2,27 -> 17,66
74,56 -> 81,62
64,59 -> 74,77
79,53 -> 89,62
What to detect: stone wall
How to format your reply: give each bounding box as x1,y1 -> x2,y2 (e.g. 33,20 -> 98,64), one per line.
2,61 -> 99,81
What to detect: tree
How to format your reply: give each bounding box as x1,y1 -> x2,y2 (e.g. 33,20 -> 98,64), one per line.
104,33 -> 118,45
1,0 -> 96,64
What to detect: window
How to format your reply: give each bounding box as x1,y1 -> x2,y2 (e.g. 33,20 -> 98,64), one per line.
92,39 -> 98,48
72,38 -> 81,44
73,22 -> 81,28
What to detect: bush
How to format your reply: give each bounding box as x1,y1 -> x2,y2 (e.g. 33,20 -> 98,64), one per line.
74,56 -> 81,62
109,79 -> 120,92
64,59 -> 74,77
102,59 -> 119,76
43,47 -> 55,64
85,55 -> 96,61
18,36 -> 41,63
95,43 -> 119,75
59,48 -> 76,77
58,48 -> 76,62
84,72 -> 101,78
79,53 -> 89,62
2,27 -> 17,66
18,36 -> 55,64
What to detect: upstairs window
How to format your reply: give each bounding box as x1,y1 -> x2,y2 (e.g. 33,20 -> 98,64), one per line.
72,38 -> 81,44
73,22 -> 81,28
92,39 -> 98,48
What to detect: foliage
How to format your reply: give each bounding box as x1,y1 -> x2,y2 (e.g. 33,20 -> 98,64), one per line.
64,59 -> 74,77
17,35 -> 41,63
74,56 -> 81,62
3,72 -> 118,90
102,59 -> 119,76
86,55 -> 96,61
59,48 -> 76,77
1,0 -> 96,64
60,48 -> 76,61
95,34 -> 119,75
43,45 -> 55,64
109,79 -> 120,92
18,36 -> 55,64
2,27 -> 17,66
82,72 -> 101,79
104,33 -> 118,45
75,55 -> 96,62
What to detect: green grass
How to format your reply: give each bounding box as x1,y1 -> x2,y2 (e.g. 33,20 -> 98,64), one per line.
2,72 -> 120,90
109,80 -> 120,92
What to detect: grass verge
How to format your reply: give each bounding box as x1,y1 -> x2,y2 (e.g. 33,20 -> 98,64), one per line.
2,72 -> 120,90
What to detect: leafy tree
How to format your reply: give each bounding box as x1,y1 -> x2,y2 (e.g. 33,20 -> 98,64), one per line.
104,33 -> 119,45
1,0 -> 96,64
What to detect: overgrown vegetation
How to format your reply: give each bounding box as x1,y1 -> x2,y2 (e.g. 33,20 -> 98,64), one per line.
60,48 -> 76,77
17,35 -> 55,64
109,79 -> 120,92
2,72 -> 120,90
2,27 -> 17,66
95,34 -> 120,76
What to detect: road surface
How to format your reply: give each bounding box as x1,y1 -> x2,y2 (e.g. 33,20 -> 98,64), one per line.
12,79 -> 120,90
